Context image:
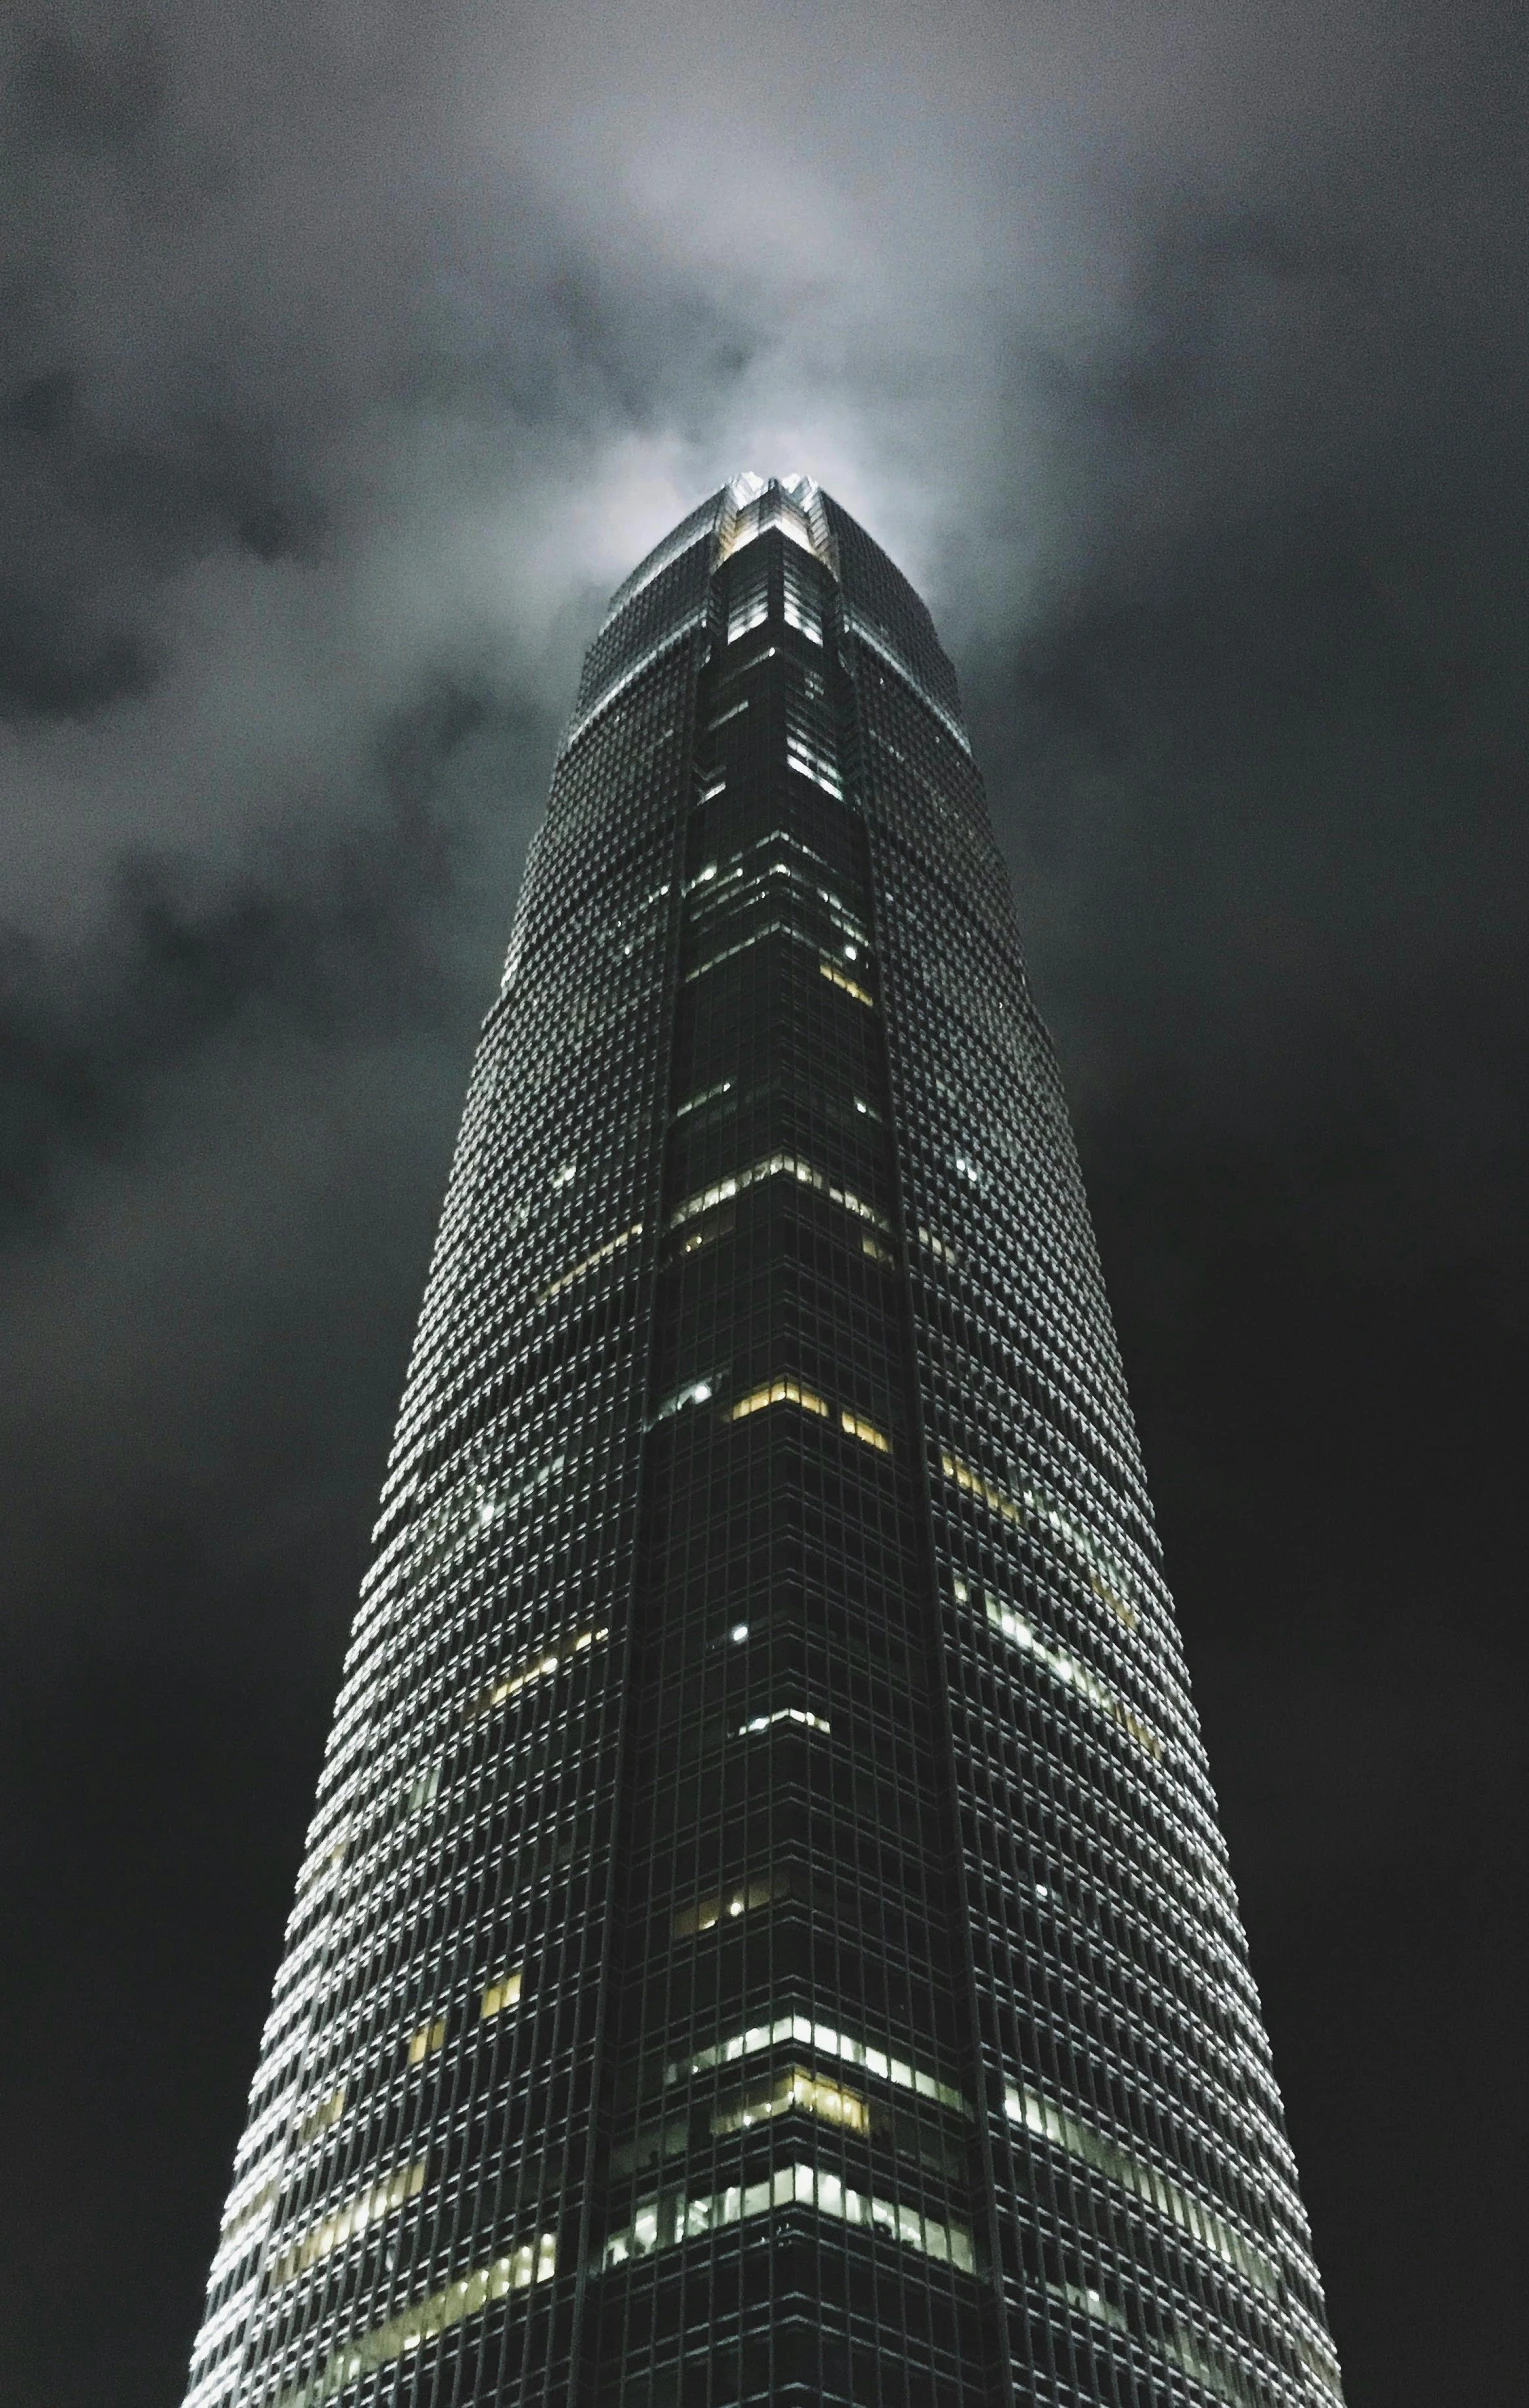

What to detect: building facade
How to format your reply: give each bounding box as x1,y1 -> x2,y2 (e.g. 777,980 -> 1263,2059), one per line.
180,476 -> 1344,2408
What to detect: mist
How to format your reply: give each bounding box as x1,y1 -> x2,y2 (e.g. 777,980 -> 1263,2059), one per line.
2,4 -> 1525,2402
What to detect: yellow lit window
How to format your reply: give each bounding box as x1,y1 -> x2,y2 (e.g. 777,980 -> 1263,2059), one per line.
916,1222 -> 963,1267
729,1378 -> 830,1424
670,2013 -> 970,2118
941,1453 -> 1140,1630
819,960 -> 875,1008
481,1969 -> 523,2019
601,2164 -> 973,2276
941,1448 -> 1022,1525
971,1584 -> 1163,1760
270,2230 -> 556,2406
713,2067 -> 871,2138
270,2159 -> 427,2288
678,1204 -> 734,1256
840,1409 -> 890,1454
407,2014 -> 448,2065
1088,1570 -> 1139,1631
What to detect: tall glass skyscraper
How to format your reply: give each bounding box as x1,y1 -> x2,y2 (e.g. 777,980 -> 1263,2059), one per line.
181,476 -> 1343,2408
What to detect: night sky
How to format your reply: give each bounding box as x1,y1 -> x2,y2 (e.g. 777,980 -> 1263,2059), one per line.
1,6 -> 1525,2404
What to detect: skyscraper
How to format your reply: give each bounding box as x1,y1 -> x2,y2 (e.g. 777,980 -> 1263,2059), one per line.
181,475 -> 1343,2408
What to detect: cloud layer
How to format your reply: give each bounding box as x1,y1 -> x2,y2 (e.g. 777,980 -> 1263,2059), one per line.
1,5 -> 1525,2404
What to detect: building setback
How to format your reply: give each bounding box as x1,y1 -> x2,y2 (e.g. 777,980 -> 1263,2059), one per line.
180,475 -> 1345,2408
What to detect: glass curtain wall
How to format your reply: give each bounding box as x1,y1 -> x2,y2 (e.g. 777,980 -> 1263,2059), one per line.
178,478 -> 1343,2408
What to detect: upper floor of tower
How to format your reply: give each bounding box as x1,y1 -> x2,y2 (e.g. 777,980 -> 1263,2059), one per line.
565,475 -> 967,758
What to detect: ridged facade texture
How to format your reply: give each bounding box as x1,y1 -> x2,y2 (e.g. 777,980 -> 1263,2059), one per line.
181,476 -> 1343,2408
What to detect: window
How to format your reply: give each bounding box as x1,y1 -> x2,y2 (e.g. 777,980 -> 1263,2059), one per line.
481,1969 -> 523,2018
712,2067 -> 869,2137
407,2015 -> 448,2066
603,2162 -> 975,2275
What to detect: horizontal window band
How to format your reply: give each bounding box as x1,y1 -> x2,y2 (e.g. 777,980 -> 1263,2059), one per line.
537,1222 -> 643,1305
738,1706 -> 832,1738
268,2159 -> 427,2290
1007,2085 -> 1280,2300
938,1450 -> 1138,1628
685,920 -> 870,991
958,1578 -> 1163,1762
666,2013 -> 970,2119
711,2065 -> 867,2137
602,2160 -> 975,2277
819,960 -> 877,1008
464,1625 -> 611,1721
728,1380 -> 891,1456
668,1153 -> 890,1237
560,618 -> 706,754
271,2231 -> 557,2408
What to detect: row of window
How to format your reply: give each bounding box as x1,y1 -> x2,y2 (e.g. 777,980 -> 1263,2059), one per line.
604,2162 -> 976,2281
269,2230 -> 558,2408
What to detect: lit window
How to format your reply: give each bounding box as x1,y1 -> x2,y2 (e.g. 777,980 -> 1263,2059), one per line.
959,1580 -> 1163,1760
481,1969 -> 523,2019
738,1706 -> 831,1737
781,552 -> 823,645
465,1624 -> 609,1721
269,2159 -> 427,2289
603,2161 -> 974,2275
939,1452 -> 1138,1627
673,1874 -> 782,1938
405,1760 -> 440,1814
270,2231 -> 555,2407
786,730 -> 840,794
407,2015 -> 447,2066
667,1151 -> 890,1237
667,2014 -> 969,2118
673,1078 -> 732,1120
1004,2084 -> 1278,2300
729,1378 -> 830,1424
712,2066 -> 869,2136
839,1409 -> 890,1455
727,557 -> 769,644
820,960 -> 875,1008
916,1223 -> 963,1267
537,1221 -> 642,1305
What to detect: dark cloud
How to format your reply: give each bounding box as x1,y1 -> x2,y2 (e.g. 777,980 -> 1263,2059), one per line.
0,2 -> 1524,2402
13,17 -> 169,155
0,677 -> 520,1234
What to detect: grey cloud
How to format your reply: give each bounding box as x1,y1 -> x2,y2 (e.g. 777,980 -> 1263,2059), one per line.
0,7 -> 1525,2397
0,675 -> 533,1234
0,0 -> 1521,1672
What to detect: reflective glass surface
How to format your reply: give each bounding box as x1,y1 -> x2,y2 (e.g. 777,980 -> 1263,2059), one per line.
181,481 -> 1343,2408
